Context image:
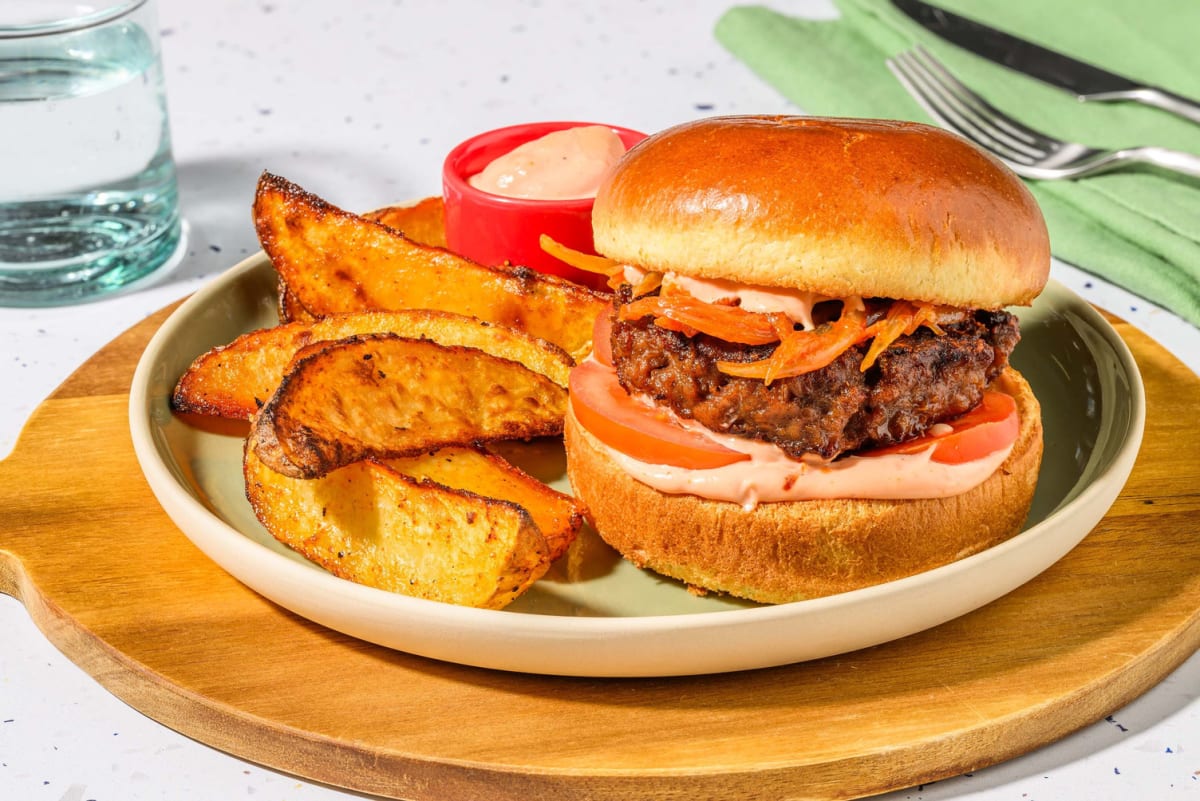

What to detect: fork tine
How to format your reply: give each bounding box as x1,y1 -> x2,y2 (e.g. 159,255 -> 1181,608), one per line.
885,54 -> 1034,165
888,52 -> 1040,164
889,48 -> 1200,180
909,47 -> 1057,153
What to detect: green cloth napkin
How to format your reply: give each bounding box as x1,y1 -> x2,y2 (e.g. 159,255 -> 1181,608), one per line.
715,0 -> 1200,326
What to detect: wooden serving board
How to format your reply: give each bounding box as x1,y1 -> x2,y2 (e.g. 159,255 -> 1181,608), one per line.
2,303 -> 1199,801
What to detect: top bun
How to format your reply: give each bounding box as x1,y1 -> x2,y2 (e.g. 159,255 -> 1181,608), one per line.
592,116 -> 1050,308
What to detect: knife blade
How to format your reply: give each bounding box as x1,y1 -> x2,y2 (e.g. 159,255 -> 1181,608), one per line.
892,0 -> 1200,125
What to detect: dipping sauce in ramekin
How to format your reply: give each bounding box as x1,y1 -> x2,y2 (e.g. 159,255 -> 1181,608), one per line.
443,121 -> 645,290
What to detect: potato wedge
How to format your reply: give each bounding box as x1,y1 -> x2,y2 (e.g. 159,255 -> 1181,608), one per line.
244,441 -> 550,609
251,333 -> 567,479
281,197 -> 507,324
253,172 -> 607,361
278,277 -> 317,324
389,446 -> 581,561
172,309 -> 573,420
364,197 -> 447,248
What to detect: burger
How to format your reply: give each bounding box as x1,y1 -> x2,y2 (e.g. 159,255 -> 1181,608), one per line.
556,115 -> 1049,603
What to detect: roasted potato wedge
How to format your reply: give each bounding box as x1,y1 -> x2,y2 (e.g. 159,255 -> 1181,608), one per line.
251,333 -> 567,479
253,172 -> 607,361
278,277 -> 317,324
244,441 -> 551,609
172,309 -> 573,420
390,445 -> 581,561
364,196 -> 447,249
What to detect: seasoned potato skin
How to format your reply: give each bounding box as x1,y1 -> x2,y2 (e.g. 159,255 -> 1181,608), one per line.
250,333 -> 567,479
244,442 -> 554,609
254,172 -> 607,361
172,309 -> 572,420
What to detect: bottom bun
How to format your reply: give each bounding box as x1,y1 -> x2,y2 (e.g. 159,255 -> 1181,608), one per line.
563,367 -> 1044,603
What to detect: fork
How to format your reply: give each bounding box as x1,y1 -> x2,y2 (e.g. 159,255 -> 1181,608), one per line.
886,47 -> 1200,181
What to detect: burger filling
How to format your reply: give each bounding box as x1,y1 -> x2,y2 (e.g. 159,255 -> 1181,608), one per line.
610,283 -> 1020,462
614,284 -> 1017,460
543,237 -> 1026,493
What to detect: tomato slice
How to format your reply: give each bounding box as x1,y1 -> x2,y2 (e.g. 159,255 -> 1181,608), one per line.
592,303 -> 614,367
864,391 -> 1019,465
568,360 -> 749,469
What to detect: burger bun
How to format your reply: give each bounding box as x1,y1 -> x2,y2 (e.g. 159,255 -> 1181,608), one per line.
592,115 -> 1050,309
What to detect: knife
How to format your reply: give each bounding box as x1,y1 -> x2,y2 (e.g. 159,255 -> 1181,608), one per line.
892,0 -> 1200,125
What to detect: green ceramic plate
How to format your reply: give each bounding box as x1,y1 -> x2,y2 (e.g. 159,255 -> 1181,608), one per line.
129,254 -> 1144,676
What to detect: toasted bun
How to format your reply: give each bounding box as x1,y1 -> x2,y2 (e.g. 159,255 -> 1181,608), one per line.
592,116 -> 1050,308
564,367 -> 1043,604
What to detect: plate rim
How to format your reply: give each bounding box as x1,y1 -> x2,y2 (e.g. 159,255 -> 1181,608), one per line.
127,252 -> 1147,675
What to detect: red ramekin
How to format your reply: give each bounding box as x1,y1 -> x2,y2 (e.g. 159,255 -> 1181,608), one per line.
442,121 -> 646,291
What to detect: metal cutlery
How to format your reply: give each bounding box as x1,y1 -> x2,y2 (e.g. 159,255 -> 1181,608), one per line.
886,47 -> 1200,180
891,0 -> 1200,126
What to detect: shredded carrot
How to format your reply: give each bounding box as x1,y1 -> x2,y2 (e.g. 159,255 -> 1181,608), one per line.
620,293 -> 791,346
542,242 -> 954,381
717,298 -> 869,382
859,300 -> 947,372
631,271 -> 664,297
539,234 -> 620,277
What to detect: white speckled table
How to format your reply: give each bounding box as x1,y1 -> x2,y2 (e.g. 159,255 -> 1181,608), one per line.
2,1 -> 1199,799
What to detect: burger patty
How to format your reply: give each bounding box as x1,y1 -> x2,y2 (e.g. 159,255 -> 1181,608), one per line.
611,297 -> 1021,460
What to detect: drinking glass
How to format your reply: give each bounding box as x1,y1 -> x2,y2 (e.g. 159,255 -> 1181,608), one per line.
0,0 -> 182,306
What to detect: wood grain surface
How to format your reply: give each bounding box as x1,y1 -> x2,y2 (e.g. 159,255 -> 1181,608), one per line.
1,304 -> 1198,801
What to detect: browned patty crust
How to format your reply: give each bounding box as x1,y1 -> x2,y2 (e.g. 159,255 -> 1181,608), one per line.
610,292 -> 1020,460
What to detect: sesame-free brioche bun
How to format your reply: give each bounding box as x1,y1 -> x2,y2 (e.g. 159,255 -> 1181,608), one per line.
592,115 -> 1050,309
564,368 -> 1043,604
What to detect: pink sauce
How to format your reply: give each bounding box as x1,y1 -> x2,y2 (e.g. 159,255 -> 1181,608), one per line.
602,421 -> 1011,511
577,357 -> 1012,511
468,125 -> 626,200
663,273 -> 831,330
